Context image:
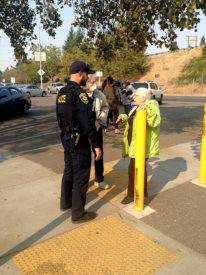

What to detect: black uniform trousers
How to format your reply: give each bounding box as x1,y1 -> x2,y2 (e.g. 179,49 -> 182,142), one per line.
92,127 -> 104,183
60,133 -> 91,220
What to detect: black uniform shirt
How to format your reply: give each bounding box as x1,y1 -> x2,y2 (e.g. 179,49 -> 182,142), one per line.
68,81 -> 100,148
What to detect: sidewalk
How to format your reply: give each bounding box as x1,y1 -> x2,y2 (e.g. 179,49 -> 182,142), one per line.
1,139 -> 206,274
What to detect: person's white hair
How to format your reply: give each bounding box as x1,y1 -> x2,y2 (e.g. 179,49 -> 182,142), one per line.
87,74 -> 97,83
135,87 -> 151,102
81,74 -> 97,90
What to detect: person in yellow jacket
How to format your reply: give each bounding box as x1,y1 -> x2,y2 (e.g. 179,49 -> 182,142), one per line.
116,87 -> 161,204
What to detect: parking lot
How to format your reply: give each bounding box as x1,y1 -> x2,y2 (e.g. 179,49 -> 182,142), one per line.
1,94 -> 206,274
0,94 -> 205,175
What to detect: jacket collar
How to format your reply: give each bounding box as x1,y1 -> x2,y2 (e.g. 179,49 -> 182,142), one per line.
128,106 -> 137,117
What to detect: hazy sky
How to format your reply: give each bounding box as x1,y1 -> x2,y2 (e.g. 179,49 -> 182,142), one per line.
0,6 -> 206,72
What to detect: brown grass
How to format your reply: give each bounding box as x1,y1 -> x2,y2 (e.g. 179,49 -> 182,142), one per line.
132,47 -> 206,95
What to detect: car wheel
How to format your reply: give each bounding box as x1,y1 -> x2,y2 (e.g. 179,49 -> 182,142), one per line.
159,95 -> 163,105
42,91 -> 46,97
22,103 -> 29,114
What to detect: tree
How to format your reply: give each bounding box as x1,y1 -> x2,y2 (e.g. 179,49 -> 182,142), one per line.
200,36 -> 206,46
59,44 -> 147,81
0,0 -> 67,62
170,41 -> 179,52
63,27 -> 84,53
59,46 -> 96,81
42,45 -> 62,82
202,45 -> 206,56
73,0 -> 206,60
2,1 -> 206,61
21,62 -> 40,84
30,44 -> 62,81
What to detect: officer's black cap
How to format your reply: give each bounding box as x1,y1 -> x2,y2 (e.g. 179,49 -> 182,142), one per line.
70,61 -> 95,74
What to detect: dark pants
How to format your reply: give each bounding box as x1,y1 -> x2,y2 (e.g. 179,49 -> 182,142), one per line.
124,105 -> 133,115
107,109 -> 119,129
60,133 -> 91,220
128,158 -> 148,197
92,127 -> 104,183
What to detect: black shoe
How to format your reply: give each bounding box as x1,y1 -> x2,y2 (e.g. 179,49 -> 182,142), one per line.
72,212 -> 97,223
60,205 -> 72,211
121,196 -> 134,204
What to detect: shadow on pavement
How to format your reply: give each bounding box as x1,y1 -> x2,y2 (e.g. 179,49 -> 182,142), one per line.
0,212 -> 70,266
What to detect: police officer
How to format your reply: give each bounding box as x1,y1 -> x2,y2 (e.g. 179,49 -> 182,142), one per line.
56,61 -> 101,223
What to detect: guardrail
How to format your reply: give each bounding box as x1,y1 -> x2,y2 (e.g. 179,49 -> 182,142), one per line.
146,46 -> 198,57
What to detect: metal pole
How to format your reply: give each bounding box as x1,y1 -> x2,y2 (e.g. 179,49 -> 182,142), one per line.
201,74 -> 204,91
39,27 -> 43,89
134,109 -> 147,211
192,79 -> 195,93
199,104 -> 206,184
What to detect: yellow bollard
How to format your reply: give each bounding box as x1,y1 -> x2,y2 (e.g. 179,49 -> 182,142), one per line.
134,109 -> 147,211
199,104 -> 206,184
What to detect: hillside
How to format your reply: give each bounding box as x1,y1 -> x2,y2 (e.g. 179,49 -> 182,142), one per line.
132,47 -> 205,95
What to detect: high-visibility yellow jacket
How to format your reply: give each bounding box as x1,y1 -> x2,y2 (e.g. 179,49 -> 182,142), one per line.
119,100 -> 161,159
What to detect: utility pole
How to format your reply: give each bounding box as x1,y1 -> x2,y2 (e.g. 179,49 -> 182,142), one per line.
39,27 -> 43,89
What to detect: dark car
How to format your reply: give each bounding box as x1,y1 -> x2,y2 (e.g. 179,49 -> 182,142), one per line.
0,86 -> 31,118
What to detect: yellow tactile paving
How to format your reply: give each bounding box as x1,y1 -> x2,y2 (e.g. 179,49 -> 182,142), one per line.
12,215 -> 178,275
89,166 -> 157,202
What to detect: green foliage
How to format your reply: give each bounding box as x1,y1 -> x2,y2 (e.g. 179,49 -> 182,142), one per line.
63,27 -> 84,53
170,41 -> 179,52
0,0 -> 68,61
59,46 -> 96,81
73,0 -> 205,60
21,62 -> 42,84
200,36 -> 206,46
59,45 -> 147,81
176,50 -> 206,85
1,43 -> 62,83
42,45 -> 62,81
98,49 -> 147,79
202,45 -> 206,56
30,44 -> 62,81
2,1 -> 206,62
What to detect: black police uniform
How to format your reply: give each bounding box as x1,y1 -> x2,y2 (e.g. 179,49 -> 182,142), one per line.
56,81 -> 99,220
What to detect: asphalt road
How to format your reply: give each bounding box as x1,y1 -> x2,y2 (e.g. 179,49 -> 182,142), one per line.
0,94 -> 205,175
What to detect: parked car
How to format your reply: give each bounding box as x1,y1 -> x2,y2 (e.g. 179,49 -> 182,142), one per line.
114,79 -> 124,88
17,84 -> 47,97
0,86 -> 31,117
47,83 -> 65,94
131,81 -> 163,104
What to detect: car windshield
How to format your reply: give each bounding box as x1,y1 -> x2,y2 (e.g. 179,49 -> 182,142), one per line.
17,85 -> 26,88
56,83 -> 64,86
131,83 -> 149,89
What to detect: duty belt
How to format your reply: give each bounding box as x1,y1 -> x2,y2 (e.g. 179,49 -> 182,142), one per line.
61,126 -> 81,146
62,126 -> 78,133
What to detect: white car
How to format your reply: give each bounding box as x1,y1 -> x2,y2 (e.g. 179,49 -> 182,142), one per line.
18,85 -> 47,97
131,81 -> 163,104
47,83 -> 65,94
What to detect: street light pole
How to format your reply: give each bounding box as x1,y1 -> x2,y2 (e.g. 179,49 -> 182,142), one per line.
39,27 -> 43,89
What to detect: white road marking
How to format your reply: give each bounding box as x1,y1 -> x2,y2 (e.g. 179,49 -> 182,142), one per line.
0,124 -> 38,134
0,114 -> 57,134
0,131 -> 60,145
16,143 -> 61,155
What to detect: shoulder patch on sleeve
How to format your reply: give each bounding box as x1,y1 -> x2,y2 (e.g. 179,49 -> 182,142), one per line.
79,93 -> 88,104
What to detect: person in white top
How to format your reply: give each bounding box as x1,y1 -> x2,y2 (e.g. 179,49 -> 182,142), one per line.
84,74 -> 110,190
